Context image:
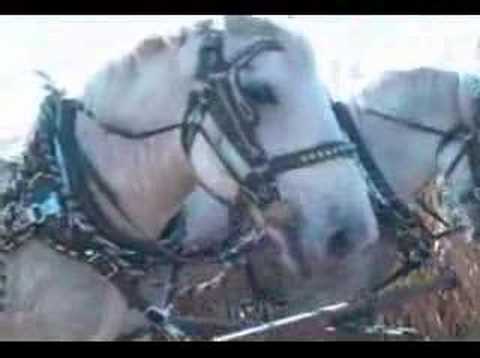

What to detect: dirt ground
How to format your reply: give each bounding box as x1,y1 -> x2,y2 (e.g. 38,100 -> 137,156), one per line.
166,230 -> 480,341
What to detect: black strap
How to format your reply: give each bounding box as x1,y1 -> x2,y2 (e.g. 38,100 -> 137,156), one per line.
434,124 -> 471,179
75,102 -> 183,140
467,135 -> 480,192
364,108 -> 451,137
333,102 -> 413,221
268,141 -> 356,176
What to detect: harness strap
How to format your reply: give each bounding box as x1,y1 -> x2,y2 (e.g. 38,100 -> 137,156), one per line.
434,125 -> 472,179
333,102 -> 413,222
364,108 -> 452,137
466,134 -> 480,193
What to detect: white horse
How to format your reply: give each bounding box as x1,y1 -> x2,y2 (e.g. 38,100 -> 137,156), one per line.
351,68 -> 480,230
180,67 -> 480,327
0,16 -> 378,340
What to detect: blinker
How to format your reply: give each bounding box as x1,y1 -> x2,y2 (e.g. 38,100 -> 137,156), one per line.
195,31 -> 227,80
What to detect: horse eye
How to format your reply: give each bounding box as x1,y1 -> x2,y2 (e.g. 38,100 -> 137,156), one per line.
242,82 -> 277,105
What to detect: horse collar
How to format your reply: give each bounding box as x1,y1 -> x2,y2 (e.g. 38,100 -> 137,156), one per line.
0,92 -> 186,307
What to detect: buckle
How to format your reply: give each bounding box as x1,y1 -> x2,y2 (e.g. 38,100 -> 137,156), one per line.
86,253 -> 119,279
26,192 -> 62,225
25,204 -> 46,224
145,305 -> 170,326
145,305 -> 188,340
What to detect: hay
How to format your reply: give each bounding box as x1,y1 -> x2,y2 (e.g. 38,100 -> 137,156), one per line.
377,179 -> 480,339
380,233 -> 480,339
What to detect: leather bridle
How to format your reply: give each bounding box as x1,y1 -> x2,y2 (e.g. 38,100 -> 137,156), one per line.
334,102 -> 480,222
180,29 -> 357,210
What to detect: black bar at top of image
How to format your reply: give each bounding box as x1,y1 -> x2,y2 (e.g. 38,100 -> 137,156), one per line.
1,0 -> 479,16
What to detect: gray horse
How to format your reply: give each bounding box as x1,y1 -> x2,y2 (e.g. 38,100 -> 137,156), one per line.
0,16 -> 378,340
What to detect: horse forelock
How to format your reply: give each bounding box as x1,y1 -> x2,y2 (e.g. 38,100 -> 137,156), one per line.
132,26 -> 192,59
133,35 -> 169,59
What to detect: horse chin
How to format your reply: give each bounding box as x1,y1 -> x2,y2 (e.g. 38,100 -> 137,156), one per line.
248,228 -> 382,312
263,225 -> 303,276
264,222 -> 375,278
264,228 -> 348,280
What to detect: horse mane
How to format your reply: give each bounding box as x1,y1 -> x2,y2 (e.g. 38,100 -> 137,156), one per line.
355,67 -> 461,123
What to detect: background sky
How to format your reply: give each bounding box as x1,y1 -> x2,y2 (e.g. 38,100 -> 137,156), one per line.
1,15 -> 479,144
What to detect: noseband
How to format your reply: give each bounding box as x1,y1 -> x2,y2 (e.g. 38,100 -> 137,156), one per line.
180,30 -> 357,209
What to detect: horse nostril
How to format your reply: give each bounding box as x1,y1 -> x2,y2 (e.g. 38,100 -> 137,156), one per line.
327,229 -> 354,259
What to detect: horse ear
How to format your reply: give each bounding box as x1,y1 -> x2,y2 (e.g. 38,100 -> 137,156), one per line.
169,27 -> 188,48
135,36 -> 168,59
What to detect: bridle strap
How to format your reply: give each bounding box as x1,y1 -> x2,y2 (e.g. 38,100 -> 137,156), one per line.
466,133 -> 480,190
75,102 -> 183,140
442,134 -> 471,180
364,108 -> 452,137
267,141 -> 357,177
340,102 -> 480,220
366,107 -> 480,191
333,102 -> 413,221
